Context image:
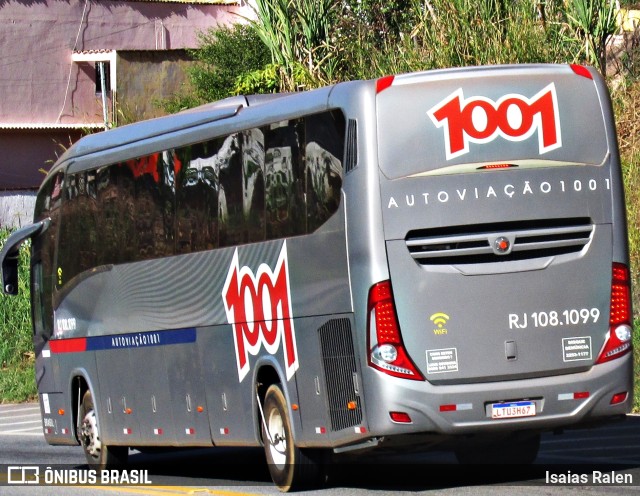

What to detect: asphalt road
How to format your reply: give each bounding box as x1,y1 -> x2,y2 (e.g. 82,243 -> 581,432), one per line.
1,403 -> 639,495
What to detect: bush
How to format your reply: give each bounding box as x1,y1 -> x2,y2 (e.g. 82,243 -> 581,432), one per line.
0,229 -> 37,403
155,24 -> 270,113
189,23 -> 271,102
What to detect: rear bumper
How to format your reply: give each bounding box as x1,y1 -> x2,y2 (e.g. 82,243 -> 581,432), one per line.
360,352 -> 634,437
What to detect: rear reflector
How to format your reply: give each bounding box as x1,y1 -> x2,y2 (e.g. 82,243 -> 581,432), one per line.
439,403 -> 472,412
558,391 -> 590,401
389,411 -> 412,423
610,392 -> 628,405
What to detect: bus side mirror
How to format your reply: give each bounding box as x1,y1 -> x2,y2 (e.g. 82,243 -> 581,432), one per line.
2,252 -> 19,295
1,220 -> 49,295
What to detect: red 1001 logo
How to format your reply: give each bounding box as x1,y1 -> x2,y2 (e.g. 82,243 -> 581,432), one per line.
427,83 -> 562,160
222,242 -> 299,382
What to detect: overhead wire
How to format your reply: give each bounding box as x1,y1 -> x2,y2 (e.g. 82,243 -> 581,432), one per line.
56,0 -> 90,124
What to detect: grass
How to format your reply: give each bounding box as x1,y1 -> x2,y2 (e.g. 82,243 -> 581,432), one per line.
0,361 -> 36,403
634,319 -> 640,412
0,228 -> 37,404
614,76 -> 640,412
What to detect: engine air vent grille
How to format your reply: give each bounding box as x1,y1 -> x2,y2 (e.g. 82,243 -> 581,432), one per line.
318,318 -> 362,431
345,119 -> 358,173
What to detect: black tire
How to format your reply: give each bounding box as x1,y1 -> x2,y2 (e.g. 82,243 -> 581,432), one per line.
79,390 -> 128,469
454,433 -> 540,465
261,384 -> 325,492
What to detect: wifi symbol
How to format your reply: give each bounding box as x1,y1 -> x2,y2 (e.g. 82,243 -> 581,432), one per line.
430,312 -> 450,328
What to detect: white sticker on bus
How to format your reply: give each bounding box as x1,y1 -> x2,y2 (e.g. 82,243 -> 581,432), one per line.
426,347 -> 459,374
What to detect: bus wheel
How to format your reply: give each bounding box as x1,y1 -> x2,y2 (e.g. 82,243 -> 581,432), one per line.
79,390 -> 128,469
261,384 -> 324,492
454,433 -> 540,465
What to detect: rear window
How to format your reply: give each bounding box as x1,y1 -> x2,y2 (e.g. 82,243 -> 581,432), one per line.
376,67 -> 609,179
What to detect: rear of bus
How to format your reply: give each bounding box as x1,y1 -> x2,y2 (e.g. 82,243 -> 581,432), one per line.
366,64 -> 633,450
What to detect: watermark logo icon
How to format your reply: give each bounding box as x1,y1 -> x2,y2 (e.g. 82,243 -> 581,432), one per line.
8,466 -> 40,484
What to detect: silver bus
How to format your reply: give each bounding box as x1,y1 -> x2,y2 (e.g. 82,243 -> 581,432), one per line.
1,63 -> 634,490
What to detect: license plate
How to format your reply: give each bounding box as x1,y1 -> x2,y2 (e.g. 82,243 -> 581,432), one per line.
491,401 -> 536,419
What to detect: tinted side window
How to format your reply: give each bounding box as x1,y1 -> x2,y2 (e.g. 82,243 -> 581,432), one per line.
265,119 -> 306,238
57,152 -> 176,287
176,145 -> 219,254
58,170 -> 99,288
305,110 -> 345,232
32,172 -> 64,336
54,109 -> 346,290
117,153 -> 174,262
217,133 -> 244,247
242,128 -> 266,243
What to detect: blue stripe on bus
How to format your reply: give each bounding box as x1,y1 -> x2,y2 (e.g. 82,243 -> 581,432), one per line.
85,327 -> 197,351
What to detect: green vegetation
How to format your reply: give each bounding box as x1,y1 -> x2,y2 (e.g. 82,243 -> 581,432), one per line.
0,229 -> 36,403
156,24 -> 270,112
3,1 -> 640,413
162,1 -> 632,98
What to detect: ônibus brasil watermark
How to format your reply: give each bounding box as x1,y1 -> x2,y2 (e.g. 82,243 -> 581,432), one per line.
6,465 -> 152,485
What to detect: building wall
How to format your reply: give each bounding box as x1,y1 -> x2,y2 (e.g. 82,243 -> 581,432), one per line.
0,0 -> 248,192
117,50 -> 195,121
0,130 -> 85,189
0,0 -> 246,126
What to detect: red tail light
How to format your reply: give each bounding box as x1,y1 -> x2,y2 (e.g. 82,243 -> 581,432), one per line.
367,281 -> 424,380
597,263 -> 633,364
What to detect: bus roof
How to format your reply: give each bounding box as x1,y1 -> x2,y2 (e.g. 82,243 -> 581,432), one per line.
55,93 -> 296,168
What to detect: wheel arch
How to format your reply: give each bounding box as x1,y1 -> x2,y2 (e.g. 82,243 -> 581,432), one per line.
253,358 -> 299,445
68,369 -> 95,443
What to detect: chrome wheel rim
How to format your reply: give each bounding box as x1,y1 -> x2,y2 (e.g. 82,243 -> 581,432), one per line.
266,408 -> 287,468
80,409 -> 101,459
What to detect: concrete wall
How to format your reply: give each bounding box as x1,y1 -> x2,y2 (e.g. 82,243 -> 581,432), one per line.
0,191 -> 36,229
